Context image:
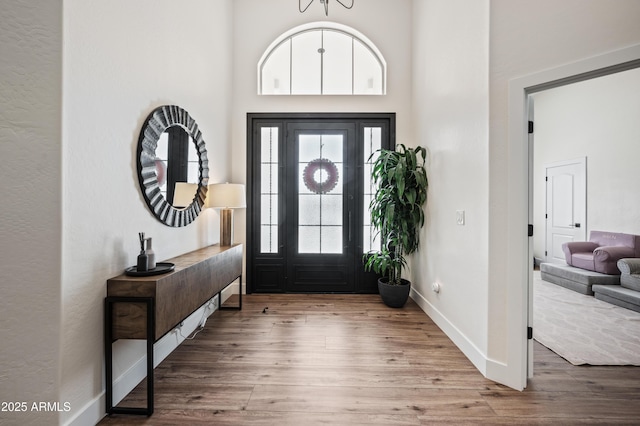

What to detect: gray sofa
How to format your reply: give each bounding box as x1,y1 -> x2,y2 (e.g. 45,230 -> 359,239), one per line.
592,258 -> 640,313
540,262 -> 620,295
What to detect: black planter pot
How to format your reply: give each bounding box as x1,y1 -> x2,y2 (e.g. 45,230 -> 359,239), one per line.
378,277 -> 411,308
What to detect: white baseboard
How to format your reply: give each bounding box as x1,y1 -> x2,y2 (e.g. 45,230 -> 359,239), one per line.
485,356 -> 511,387
410,288 -> 513,388
65,295 -> 221,426
409,287 -> 490,377
62,394 -> 104,426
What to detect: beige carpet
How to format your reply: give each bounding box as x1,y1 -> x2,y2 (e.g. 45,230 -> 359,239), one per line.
534,270 -> 640,365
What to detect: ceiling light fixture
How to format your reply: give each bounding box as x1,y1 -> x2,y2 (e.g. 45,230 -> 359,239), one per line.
299,0 -> 354,16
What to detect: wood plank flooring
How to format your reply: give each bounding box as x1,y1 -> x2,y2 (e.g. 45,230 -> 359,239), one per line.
100,294 -> 640,425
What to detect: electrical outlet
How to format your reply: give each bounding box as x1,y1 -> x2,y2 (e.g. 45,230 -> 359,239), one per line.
456,210 -> 465,225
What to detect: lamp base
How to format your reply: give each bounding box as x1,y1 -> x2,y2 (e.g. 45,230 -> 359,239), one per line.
220,209 -> 234,246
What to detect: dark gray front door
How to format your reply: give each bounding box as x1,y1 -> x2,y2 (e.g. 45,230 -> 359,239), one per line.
247,113 -> 395,293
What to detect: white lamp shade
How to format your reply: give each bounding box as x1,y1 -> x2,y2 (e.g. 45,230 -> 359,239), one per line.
173,182 -> 199,208
207,183 -> 246,209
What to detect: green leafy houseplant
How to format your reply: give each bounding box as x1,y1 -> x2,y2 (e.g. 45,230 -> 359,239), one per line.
364,144 -> 428,292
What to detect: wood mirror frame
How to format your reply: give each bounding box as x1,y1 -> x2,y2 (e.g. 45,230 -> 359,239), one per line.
137,105 -> 209,227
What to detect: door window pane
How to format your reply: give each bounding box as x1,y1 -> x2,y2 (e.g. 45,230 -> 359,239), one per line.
260,127 -> 279,253
318,194 -> 342,225
298,134 -> 343,254
321,226 -> 343,253
261,225 -> 278,253
260,164 -> 278,194
298,226 -> 320,253
319,134 -> 344,162
299,134 -> 322,163
260,194 -> 278,224
363,127 -> 382,253
298,195 -> 320,225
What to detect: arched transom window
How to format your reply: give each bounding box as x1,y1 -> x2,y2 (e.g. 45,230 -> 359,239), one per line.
258,22 -> 386,95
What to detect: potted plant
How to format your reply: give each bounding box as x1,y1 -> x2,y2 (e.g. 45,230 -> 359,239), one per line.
364,144 -> 428,308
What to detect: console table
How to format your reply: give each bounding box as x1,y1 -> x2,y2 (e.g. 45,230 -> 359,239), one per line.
104,243 -> 242,416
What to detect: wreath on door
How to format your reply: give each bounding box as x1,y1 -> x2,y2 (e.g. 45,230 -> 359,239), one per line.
303,158 -> 339,194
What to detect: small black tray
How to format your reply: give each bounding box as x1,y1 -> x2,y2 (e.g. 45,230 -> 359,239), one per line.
125,262 -> 175,277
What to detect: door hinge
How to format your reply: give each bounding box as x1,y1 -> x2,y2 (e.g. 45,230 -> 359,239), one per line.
545,250 -> 548,256
528,224 -> 533,237
528,121 -> 534,134
527,327 -> 533,340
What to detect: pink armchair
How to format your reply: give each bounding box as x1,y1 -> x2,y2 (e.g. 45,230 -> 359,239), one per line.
562,231 -> 640,275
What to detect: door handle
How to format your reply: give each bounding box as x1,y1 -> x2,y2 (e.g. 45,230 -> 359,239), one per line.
348,212 -> 352,242
569,223 -> 581,228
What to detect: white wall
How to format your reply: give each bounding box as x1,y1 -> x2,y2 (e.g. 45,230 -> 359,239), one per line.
60,1 -> 233,424
230,0 -> 414,246
411,0 -> 640,390
490,0 -> 640,387
5,4 -> 640,424
410,0 -> 491,374
0,2 -> 63,425
532,67 -> 640,259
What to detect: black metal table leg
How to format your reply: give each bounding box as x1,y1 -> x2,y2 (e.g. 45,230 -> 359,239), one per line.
219,275 -> 242,310
105,296 -> 155,416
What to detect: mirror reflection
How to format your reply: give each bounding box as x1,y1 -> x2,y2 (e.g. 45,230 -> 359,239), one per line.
155,126 -> 200,209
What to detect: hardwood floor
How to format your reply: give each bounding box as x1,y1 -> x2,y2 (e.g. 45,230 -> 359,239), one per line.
100,294 -> 640,425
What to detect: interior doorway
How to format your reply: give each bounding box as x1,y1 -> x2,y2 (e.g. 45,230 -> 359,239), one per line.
514,48 -> 640,385
529,66 -> 640,374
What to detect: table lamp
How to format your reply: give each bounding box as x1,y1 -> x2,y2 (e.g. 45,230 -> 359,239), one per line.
208,183 -> 246,246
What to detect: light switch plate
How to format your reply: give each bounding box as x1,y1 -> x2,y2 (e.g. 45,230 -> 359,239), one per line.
456,210 -> 465,225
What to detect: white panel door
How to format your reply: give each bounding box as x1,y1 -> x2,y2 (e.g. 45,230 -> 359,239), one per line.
545,158 -> 587,263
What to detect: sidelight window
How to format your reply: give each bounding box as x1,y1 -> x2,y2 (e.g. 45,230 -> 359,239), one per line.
363,127 -> 382,253
260,127 -> 279,254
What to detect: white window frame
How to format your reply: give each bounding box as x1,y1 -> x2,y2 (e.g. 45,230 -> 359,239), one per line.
257,21 -> 387,95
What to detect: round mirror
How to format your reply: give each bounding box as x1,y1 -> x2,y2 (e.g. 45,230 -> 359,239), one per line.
137,105 -> 209,227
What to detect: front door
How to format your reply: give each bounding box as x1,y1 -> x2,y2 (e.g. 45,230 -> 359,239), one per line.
545,157 -> 587,263
285,123 -> 354,292
247,113 -> 395,293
